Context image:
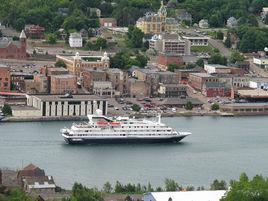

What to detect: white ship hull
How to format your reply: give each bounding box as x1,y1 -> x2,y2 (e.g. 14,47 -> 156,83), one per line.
62,133 -> 190,144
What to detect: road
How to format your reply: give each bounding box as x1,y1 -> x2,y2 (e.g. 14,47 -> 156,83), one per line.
208,39 -> 231,57
248,59 -> 268,78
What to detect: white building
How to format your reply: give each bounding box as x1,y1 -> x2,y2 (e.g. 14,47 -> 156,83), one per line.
149,33 -> 191,56
204,64 -> 231,74
249,78 -> 268,90
253,57 -> 268,69
12,94 -> 108,118
182,36 -> 209,46
144,191 -> 226,201
199,19 -> 209,28
69,32 -> 83,48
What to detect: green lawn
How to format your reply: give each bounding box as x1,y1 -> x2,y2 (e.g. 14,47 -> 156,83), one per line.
191,44 -> 215,54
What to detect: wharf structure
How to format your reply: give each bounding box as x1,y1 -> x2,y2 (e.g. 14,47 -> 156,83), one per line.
11,94 -> 108,118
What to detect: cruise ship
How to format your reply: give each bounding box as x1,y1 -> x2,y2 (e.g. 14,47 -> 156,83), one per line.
61,110 -> 191,144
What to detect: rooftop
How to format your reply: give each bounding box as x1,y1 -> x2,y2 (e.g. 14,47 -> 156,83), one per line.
205,64 -> 230,69
238,88 -> 268,98
51,74 -> 76,79
146,190 -> 226,201
31,94 -> 105,101
190,73 -> 214,78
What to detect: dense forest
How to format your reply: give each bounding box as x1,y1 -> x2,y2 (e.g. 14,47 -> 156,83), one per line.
1,0 -> 268,32
1,0 -> 268,52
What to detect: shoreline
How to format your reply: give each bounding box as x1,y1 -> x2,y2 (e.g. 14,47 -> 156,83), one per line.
1,111 -> 268,122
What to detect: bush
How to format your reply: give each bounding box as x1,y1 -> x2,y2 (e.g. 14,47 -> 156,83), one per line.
211,103 -> 220,111
185,101 -> 193,110
2,104 -> 12,116
55,60 -> 67,68
131,104 -> 141,112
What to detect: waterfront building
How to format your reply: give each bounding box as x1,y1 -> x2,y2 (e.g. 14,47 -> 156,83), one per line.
174,67 -> 205,84
99,18 -> 117,27
136,1 -> 178,34
17,164 -> 56,194
158,83 -> 187,97
24,24 -> 45,39
144,191 -> 226,201
69,33 -> 82,48
56,52 -> 110,76
93,81 -> 115,97
202,82 -> 231,97
0,64 -> 10,92
0,30 -> 27,59
149,33 -> 191,56
221,102 -> 268,115
50,74 -> 77,94
182,36 -> 209,46
189,73 -> 218,91
127,78 -> 150,98
82,69 -> 106,92
12,94 -> 108,118
106,68 -> 128,95
11,72 -> 33,91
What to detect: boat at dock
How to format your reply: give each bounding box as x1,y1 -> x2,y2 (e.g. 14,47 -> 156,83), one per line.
61,110 -> 191,144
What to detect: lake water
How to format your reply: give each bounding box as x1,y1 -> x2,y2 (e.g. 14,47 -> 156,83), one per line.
0,116 -> 268,189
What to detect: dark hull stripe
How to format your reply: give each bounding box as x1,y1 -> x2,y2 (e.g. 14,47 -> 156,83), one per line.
64,136 -> 188,145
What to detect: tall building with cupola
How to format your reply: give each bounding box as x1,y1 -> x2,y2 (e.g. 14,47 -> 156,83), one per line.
56,52 -> 110,76
136,1 -> 178,34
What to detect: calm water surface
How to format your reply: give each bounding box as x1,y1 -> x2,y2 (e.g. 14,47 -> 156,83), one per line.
0,116 -> 268,189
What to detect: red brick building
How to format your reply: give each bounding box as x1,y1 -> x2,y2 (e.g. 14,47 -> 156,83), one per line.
189,73 -> 218,91
82,69 -> 106,92
24,24 -> 45,39
0,64 -> 10,92
50,74 -> 77,94
99,18 -> 117,27
0,30 -> 27,60
202,83 -> 231,97
157,53 -> 184,69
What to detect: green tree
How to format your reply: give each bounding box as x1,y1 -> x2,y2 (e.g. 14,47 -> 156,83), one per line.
67,182 -> 104,201
46,33 -> 57,44
211,103 -> 220,111
0,30 -> 2,37
168,63 -> 183,72
208,53 -> 227,65
230,50 -> 245,63
132,104 -> 141,112
210,179 -> 226,190
165,179 -> 180,191
103,182 -> 113,193
55,60 -> 67,68
185,101 -> 193,110
221,173 -> 268,201
224,32 -> 232,48
196,58 -> 204,67
2,104 -> 12,116
127,25 -> 144,48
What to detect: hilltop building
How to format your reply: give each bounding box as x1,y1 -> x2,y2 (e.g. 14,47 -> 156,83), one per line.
0,30 -> 27,59
136,1 -> 178,34
69,32 -> 82,48
24,24 -> 45,39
